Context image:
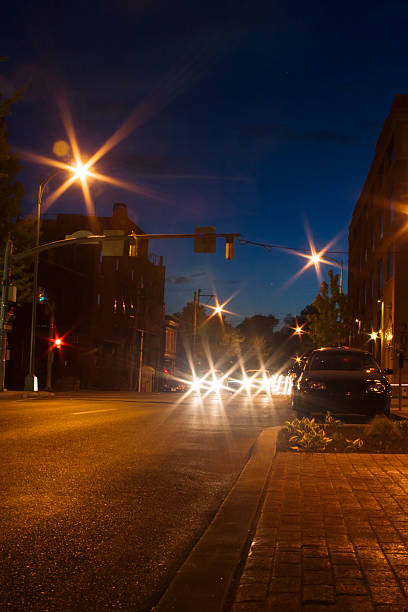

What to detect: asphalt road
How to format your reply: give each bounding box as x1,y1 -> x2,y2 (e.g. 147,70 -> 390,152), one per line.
0,391 -> 292,611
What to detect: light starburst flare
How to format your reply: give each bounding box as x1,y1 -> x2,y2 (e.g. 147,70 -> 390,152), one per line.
16,95 -> 164,219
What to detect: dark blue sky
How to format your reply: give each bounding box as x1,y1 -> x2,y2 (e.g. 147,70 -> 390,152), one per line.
2,0 -> 408,322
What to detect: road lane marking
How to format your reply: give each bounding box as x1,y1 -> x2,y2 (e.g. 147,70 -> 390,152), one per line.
72,408 -> 119,415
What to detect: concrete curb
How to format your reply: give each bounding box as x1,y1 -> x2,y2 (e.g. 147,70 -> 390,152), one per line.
0,391 -> 55,401
155,426 -> 282,612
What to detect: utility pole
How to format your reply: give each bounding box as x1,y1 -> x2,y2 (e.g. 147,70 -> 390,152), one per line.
192,289 -> 201,365
138,329 -> 144,393
45,300 -> 55,391
0,236 -> 11,391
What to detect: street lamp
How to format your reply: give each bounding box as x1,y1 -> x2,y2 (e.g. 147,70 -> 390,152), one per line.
24,164 -> 90,391
309,254 -> 344,293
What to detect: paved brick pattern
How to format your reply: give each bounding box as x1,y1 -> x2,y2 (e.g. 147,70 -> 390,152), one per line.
232,452 -> 408,611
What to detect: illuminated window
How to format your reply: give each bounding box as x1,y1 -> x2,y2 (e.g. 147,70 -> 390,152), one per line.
128,243 -> 137,257
97,293 -> 101,305
379,163 -> 384,185
387,247 -> 393,279
390,192 -> 395,224
378,259 -> 383,291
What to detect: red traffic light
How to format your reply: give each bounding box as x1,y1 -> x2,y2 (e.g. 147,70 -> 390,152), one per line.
53,337 -> 62,349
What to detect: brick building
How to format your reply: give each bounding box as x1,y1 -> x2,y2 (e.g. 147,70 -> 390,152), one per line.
349,95 -> 408,381
8,203 -> 166,390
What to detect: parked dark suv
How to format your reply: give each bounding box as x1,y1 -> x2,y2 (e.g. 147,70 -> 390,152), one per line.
291,347 -> 392,417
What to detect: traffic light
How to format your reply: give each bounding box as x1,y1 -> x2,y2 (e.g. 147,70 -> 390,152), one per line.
225,235 -> 234,260
38,288 -> 47,303
53,337 -> 62,350
194,227 -> 216,253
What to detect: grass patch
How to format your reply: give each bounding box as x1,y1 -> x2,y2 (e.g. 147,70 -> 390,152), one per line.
277,414 -> 408,453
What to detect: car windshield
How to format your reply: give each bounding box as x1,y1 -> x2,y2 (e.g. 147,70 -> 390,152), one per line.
308,352 -> 380,372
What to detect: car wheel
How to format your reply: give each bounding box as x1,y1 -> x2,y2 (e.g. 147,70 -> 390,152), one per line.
292,395 -> 305,417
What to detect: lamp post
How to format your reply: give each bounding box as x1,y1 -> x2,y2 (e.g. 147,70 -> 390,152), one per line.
377,298 -> 385,367
192,289 -> 223,369
24,166 -> 89,391
0,236 -> 12,391
24,172 -> 64,390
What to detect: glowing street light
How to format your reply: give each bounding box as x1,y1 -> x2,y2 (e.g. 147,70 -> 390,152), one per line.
307,253 -> 344,293
71,162 -> 91,181
24,161 -> 94,391
290,321 -> 307,337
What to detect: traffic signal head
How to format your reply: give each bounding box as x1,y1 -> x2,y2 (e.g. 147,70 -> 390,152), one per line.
38,288 -> 47,303
225,235 -> 234,260
194,227 -> 216,253
53,337 -> 62,349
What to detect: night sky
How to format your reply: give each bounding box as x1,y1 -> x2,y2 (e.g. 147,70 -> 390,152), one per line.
2,1 -> 408,323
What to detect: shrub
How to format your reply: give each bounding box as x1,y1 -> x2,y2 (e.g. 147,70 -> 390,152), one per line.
366,415 -> 404,450
285,416 -> 333,452
285,413 -> 364,452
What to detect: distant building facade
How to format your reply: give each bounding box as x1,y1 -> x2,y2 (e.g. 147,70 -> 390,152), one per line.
349,95 -> 408,381
8,203 -> 166,390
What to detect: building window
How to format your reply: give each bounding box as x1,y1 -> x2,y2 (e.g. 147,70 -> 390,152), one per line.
379,163 -> 384,186
364,247 -> 368,264
390,187 -> 395,224
387,247 -> 393,279
379,211 -> 383,240
370,271 -> 374,298
371,228 -> 375,252
129,242 -> 138,257
378,259 -> 383,292
363,280 -> 367,305
97,293 -> 101,306
388,135 -> 395,165
131,269 -> 135,281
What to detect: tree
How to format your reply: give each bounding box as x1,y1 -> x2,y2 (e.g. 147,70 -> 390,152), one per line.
0,87 -> 34,303
174,301 -> 243,372
0,90 -> 25,243
306,270 -> 350,347
236,314 -> 279,367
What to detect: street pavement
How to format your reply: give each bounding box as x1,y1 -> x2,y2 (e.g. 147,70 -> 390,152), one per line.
4,390 -> 408,610
157,401 -> 408,612
0,390 -> 292,611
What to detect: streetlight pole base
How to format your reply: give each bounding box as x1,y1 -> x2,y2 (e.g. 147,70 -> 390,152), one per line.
24,374 -> 38,392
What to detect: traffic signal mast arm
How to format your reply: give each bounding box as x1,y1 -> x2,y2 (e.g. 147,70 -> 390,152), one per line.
11,231 -> 241,263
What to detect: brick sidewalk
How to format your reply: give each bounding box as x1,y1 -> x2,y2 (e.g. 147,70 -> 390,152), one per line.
232,452 -> 408,611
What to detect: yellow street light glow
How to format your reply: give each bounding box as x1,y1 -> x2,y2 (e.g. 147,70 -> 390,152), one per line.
17,95 -> 164,217
370,331 -> 378,340
290,320 -> 307,337
280,220 -> 345,291
71,163 -> 91,181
